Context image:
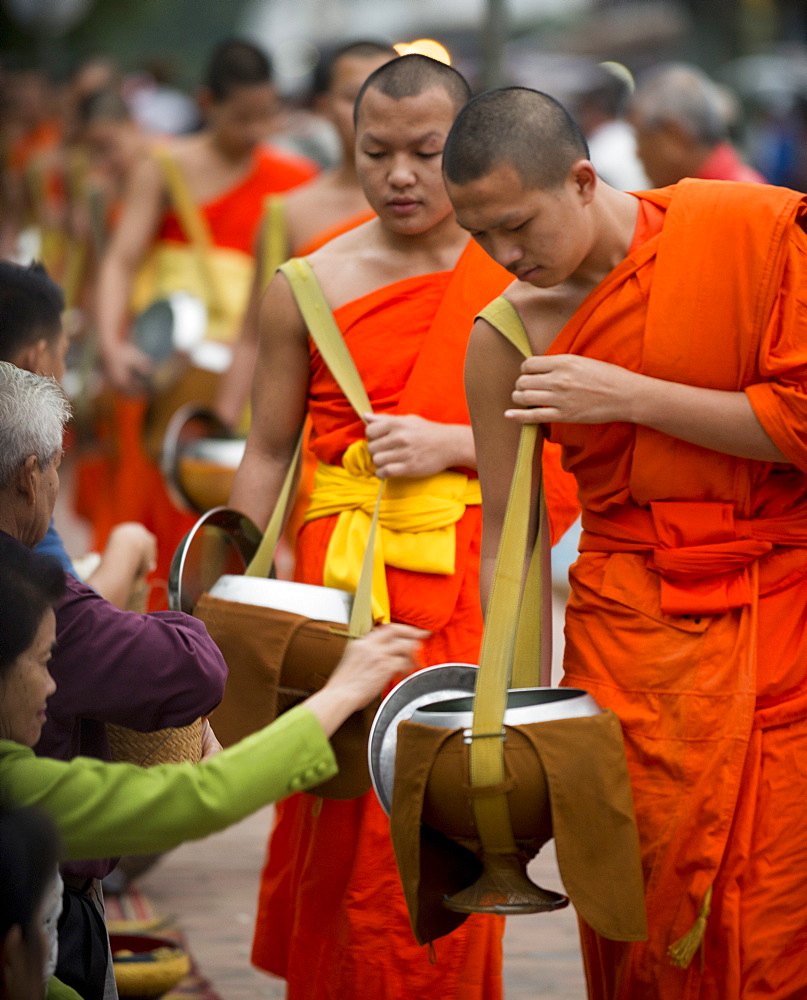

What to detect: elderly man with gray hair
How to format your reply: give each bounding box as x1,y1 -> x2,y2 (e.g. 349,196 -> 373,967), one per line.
0,360 -> 228,1000
629,62 -> 765,186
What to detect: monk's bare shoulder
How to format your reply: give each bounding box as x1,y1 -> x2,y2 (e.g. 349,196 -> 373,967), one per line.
502,278 -> 580,356
303,219 -> 394,308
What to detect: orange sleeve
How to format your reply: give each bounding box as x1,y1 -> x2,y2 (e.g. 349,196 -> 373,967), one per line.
746,222 -> 807,472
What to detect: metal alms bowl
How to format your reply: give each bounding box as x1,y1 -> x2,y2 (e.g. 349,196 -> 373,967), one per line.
132,292 -> 207,393
167,506 -> 262,614
207,575 -> 353,624
415,688 -> 601,849
160,404 -> 246,515
368,663 -> 479,816
411,687 -> 602,730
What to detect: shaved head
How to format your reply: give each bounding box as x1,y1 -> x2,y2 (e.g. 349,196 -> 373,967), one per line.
354,53 -> 470,125
444,87 -> 589,190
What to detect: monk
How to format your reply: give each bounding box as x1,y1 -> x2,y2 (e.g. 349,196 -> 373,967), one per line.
229,54 -> 564,999
444,86 -> 807,999
94,39 -> 316,594
215,39 -> 396,442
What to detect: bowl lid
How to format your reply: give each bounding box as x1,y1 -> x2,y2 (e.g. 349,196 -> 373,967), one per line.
368,663 -> 478,816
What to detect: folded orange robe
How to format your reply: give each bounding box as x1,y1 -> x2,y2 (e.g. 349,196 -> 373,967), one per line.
252,239 -> 522,999
523,180 -> 807,999
96,147 -> 317,601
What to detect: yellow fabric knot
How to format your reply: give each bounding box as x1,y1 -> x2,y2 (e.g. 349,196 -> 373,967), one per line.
304,440 -> 481,622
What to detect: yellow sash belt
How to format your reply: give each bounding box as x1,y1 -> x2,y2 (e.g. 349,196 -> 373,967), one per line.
304,440 -> 481,622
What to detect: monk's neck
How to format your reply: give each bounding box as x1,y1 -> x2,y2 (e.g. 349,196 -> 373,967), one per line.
378,211 -> 468,268
577,188 -> 640,288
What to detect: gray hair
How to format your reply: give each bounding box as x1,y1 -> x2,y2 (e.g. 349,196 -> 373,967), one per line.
0,362 -> 72,489
630,64 -> 729,146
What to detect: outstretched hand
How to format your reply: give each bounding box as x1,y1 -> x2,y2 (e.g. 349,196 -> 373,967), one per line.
305,623 -> 428,737
505,354 -> 639,425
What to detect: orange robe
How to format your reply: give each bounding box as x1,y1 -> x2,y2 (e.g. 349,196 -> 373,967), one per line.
252,240 -> 530,999
520,180 -> 807,998
283,209 -> 378,559
94,146 -> 317,602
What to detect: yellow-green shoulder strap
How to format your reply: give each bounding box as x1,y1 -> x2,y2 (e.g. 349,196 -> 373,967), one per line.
478,296 -> 531,356
246,257 -> 378,637
479,295 -> 545,688
261,195 -> 289,290
468,295 -> 547,856
153,147 -> 225,313
279,258 -> 373,417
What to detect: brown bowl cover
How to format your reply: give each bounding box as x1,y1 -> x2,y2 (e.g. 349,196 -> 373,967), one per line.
390,708 -> 647,945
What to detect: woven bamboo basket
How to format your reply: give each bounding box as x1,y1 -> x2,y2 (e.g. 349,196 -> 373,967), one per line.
107,717 -> 203,767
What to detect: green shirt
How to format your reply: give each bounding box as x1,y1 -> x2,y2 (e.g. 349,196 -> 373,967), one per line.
0,706 -> 336,860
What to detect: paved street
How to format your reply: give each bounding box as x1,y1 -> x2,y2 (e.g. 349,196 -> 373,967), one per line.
139,805 -> 587,1000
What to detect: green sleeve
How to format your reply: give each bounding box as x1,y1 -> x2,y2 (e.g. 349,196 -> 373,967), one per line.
0,705 -> 337,860
46,976 -> 84,1000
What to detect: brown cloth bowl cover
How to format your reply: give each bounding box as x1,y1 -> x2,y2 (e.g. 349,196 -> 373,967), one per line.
390,708 -> 647,945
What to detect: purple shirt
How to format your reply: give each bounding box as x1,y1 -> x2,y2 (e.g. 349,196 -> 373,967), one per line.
36,574 -> 227,765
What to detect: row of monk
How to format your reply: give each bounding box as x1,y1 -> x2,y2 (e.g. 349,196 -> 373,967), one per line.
2,35 -> 806,1000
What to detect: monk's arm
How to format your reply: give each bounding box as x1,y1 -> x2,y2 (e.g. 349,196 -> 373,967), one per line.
507,354 -> 788,463
466,320 -> 545,611
228,273 -> 310,530
214,244 -> 263,429
95,154 -> 166,394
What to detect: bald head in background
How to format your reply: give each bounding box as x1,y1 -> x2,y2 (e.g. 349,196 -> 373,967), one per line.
629,63 -> 765,186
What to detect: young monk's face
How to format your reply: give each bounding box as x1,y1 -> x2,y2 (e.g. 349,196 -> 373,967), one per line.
355,86 -> 457,235
447,159 -> 596,287
206,82 -> 279,159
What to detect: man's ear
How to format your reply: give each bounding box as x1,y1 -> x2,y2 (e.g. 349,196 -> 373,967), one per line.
571,159 -> 598,204
15,338 -> 50,377
14,456 -> 40,507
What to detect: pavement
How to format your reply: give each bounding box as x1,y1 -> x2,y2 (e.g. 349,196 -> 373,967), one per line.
55,460 -> 588,999
138,806 -> 586,1000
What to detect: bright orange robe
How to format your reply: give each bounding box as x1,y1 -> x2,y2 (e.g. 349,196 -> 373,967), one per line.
529,180 -> 807,998
252,240 -> 518,999
282,210 -> 378,558
95,146 -> 317,601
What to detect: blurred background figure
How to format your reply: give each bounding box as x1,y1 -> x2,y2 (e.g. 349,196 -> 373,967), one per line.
629,62 -> 766,186
93,38 -> 317,601
574,61 -> 650,191
215,39 -> 397,430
